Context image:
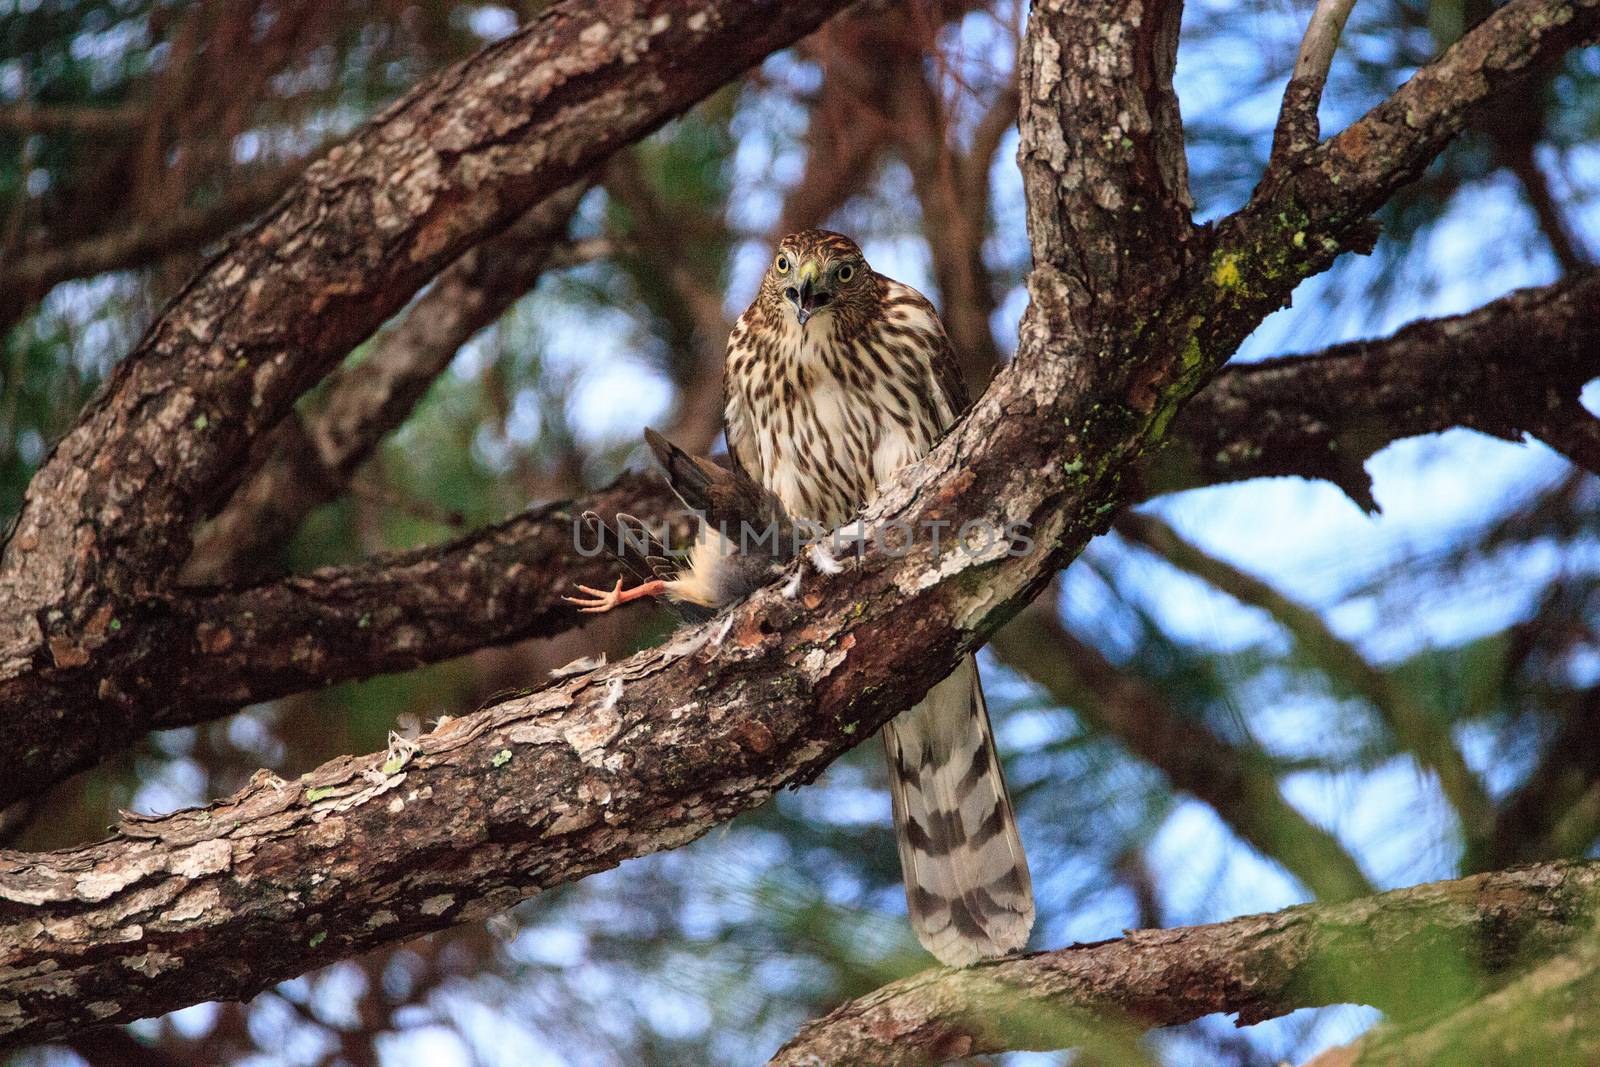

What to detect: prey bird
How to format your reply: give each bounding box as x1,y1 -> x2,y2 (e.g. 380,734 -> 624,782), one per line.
568,231 -> 1033,966
564,429 -> 796,620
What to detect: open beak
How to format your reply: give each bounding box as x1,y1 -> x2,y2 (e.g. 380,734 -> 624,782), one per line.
784,263 -> 832,326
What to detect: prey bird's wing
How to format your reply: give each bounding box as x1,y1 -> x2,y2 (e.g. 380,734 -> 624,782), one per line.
578,510 -> 715,624
644,427 -> 795,563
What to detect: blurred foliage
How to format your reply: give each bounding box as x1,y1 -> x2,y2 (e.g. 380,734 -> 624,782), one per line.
2,0 -> 1599,1065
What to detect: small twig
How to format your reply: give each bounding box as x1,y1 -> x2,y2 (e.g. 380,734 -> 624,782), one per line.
0,103 -> 146,135
1270,0 -> 1359,165
1,76 -> 38,259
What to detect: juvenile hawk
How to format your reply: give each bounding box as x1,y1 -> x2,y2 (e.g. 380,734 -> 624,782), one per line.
724,230 -> 1033,966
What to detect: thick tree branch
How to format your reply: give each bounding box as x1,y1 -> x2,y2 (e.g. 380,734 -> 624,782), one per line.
990,602 -> 1375,902
1227,0 -> 1600,361
765,859 -> 1600,1066
0,471 -> 675,803
1152,270 -> 1600,502
0,0 -> 856,796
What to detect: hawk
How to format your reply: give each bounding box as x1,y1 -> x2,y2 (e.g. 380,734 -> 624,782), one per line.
724,230 -> 1032,966
568,230 -> 1034,966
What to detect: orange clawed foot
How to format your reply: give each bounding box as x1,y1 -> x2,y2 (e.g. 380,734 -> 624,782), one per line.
563,578 -> 668,614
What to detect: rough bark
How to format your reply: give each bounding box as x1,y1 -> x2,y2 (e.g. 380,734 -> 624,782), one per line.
765,860 -> 1600,1066
0,0 -> 857,804
1223,0 -> 1600,356
1151,270 -> 1600,504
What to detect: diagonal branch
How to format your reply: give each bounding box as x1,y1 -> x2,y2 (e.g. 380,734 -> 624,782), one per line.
181,183 -> 590,584
1231,0 -> 1600,356
0,0 -> 1594,1044
765,859 -> 1600,1066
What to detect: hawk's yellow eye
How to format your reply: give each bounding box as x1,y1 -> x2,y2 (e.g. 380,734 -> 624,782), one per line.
837,263 -> 855,282
775,255 -> 790,274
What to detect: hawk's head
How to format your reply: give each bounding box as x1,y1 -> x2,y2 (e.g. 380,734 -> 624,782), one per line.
761,230 -> 875,330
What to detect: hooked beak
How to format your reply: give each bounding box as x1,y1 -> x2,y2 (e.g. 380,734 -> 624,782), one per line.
783,262 -> 832,326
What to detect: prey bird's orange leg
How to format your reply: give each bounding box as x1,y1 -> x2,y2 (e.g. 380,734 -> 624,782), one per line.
563,577 -> 670,614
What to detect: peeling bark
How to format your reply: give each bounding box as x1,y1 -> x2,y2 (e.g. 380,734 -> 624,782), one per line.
765,860 -> 1600,1066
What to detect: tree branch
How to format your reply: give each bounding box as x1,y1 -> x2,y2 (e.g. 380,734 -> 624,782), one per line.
1233,0 -> 1600,350
765,859 -> 1600,1066
1269,0 -> 1359,165
0,167 -> 300,334
1,269 -> 1593,810
1,0 -> 1594,1044
1152,270 -> 1600,504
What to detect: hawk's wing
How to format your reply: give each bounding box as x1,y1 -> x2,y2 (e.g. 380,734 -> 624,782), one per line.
885,279 -> 973,427
722,312 -> 765,487
928,323 -> 973,425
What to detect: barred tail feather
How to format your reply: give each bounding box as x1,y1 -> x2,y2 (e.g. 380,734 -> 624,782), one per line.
883,655 -> 1033,966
